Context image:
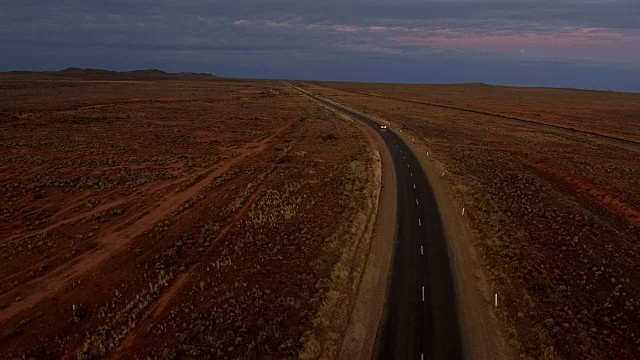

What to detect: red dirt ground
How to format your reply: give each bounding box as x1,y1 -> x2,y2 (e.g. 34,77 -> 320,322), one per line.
0,77 -> 376,358
531,162 -> 640,228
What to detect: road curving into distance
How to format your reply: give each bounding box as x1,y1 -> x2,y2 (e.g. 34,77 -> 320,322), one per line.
287,83 -> 464,360
312,83 -> 640,152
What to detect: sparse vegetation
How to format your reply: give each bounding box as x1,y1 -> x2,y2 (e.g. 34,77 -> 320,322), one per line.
303,82 -> 640,359
0,76 -> 377,359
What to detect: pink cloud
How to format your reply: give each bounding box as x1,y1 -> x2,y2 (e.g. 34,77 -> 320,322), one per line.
393,28 -> 640,60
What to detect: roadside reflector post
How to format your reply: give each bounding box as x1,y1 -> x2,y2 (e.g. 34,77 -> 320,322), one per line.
462,208 -> 465,216
495,294 -> 498,307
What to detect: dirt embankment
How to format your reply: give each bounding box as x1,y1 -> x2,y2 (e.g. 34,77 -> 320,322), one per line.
291,86 -> 395,360
530,162 -> 640,228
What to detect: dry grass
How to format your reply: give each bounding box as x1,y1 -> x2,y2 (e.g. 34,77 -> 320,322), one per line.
302,82 -> 640,359
316,81 -> 640,142
0,77 -> 377,359
300,151 -> 382,359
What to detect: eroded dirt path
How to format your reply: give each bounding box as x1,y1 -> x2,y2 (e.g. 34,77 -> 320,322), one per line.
0,120 -> 293,324
110,169 -> 278,358
531,162 -> 640,227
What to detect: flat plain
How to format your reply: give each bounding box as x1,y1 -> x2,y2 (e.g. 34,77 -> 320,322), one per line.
0,75 -> 380,358
302,82 -> 640,359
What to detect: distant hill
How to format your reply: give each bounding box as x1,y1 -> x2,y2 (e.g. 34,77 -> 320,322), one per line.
0,67 -> 217,79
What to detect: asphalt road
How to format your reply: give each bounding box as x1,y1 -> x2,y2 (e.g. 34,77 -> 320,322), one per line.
292,84 -> 464,359
314,83 -> 640,151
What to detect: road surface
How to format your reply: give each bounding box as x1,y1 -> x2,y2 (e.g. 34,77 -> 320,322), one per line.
290,84 -> 464,359
313,83 -> 640,151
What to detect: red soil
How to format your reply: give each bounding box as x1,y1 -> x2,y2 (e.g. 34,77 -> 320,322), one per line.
0,120 -> 293,323
531,162 -> 640,227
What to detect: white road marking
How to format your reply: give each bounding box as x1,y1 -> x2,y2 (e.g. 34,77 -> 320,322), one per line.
462,208 -> 465,216
495,294 -> 498,307
407,164 -> 409,168
416,199 -> 419,205
410,172 -> 413,177
422,286 -> 425,301
421,354 -> 424,360
413,184 -> 416,189
403,156 -> 406,159
420,245 -> 424,255
418,218 -> 421,226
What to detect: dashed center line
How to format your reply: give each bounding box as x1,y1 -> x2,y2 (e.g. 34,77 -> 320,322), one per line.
420,245 -> 424,255
413,184 -> 416,189
422,286 -> 425,302
415,199 -> 419,205
410,172 -> 413,177
418,218 -> 422,226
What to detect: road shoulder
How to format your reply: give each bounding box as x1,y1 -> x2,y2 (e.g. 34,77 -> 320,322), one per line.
289,83 -> 398,359
301,85 -> 514,359
391,130 -> 515,360
338,120 -> 397,360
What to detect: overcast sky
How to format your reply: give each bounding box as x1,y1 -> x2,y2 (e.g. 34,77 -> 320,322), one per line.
1,0 -> 639,91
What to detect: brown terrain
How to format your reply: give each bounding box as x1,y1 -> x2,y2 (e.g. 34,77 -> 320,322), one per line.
299,82 -> 640,359
315,82 -> 640,143
0,74 -> 382,358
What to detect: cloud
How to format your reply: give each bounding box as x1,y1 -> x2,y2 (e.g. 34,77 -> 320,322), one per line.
0,0 -> 638,91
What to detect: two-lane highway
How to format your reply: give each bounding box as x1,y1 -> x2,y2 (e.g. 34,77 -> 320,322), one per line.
290,84 -> 463,359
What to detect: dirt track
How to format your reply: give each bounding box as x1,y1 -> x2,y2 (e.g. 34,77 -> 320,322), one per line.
0,77 -> 378,358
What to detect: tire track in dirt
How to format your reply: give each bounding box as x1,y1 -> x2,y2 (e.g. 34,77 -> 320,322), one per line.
0,180 -> 192,287
531,162 -> 640,227
0,120 -> 294,324
4,180 -> 178,245
108,169 -> 279,358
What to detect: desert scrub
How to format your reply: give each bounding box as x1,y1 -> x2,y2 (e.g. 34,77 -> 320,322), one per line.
247,182 -> 303,226
79,268 -> 175,358
300,151 -> 382,359
177,173 -> 207,191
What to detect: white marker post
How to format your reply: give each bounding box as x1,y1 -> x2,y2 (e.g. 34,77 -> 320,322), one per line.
441,171 -> 445,176
495,294 -> 498,307
462,208 -> 465,216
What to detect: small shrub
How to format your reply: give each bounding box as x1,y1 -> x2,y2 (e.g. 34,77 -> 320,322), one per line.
527,279 -> 549,293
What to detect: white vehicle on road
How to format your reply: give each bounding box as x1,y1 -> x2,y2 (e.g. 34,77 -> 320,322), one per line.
380,125 -> 387,130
